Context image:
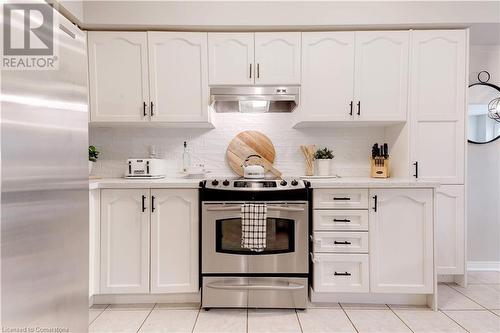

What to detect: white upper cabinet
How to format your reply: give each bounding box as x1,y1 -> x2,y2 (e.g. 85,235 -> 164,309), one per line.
369,189 -> 433,294
208,33 -> 254,85
88,32 -> 150,122
354,31 -> 409,121
436,185 -> 465,275
208,32 -> 300,85
301,32 -> 355,121
254,32 -> 301,85
410,30 -> 466,184
100,189 -> 150,294
148,32 -> 209,123
150,189 -> 199,293
297,31 -> 408,125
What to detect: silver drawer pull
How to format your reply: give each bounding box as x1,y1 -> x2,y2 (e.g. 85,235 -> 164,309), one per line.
206,282 -> 304,291
333,197 -> 351,201
333,218 -> 351,223
334,241 -> 351,245
206,205 -> 304,212
334,272 -> 351,276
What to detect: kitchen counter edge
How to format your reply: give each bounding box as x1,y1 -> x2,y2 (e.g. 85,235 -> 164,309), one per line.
89,177 -> 440,190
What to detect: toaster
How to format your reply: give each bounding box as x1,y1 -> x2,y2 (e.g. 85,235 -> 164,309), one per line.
125,159 -> 167,179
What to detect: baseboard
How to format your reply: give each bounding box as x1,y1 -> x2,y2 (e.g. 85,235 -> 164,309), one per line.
92,292 -> 201,305
467,261 -> 500,271
309,287 -> 432,306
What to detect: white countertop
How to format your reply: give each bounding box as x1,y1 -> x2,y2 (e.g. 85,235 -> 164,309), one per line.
303,177 -> 440,188
89,177 -> 440,190
89,177 -> 203,190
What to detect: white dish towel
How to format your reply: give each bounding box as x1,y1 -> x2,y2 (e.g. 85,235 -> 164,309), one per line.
241,203 -> 267,252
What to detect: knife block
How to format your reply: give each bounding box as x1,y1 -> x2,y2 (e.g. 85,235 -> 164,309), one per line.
370,157 -> 390,178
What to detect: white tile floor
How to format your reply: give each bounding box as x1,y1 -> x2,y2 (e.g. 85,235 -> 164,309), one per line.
89,271 -> 500,333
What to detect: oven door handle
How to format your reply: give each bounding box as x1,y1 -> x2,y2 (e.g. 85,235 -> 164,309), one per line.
205,205 -> 305,212
205,282 -> 305,291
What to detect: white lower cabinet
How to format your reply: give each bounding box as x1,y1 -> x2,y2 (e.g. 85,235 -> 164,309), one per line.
150,189 -> 198,293
100,189 -> 150,294
89,189 -> 100,298
369,189 -> 433,294
313,210 -> 369,231
436,185 -> 465,275
312,187 -> 435,299
313,189 -> 369,209
313,232 -> 369,253
313,253 -> 369,293
99,188 -> 199,295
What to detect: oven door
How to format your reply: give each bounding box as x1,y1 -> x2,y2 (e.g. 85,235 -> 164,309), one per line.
202,202 -> 308,274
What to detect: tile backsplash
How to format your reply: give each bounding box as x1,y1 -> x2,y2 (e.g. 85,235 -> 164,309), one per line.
90,113 -> 386,178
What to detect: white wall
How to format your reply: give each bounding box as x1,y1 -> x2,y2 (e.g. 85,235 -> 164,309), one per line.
90,114 -> 403,179
467,45 -> 500,265
80,1 -> 500,30
54,0 -> 84,25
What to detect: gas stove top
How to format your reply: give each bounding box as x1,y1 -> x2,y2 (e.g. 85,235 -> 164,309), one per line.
201,177 -> 307,190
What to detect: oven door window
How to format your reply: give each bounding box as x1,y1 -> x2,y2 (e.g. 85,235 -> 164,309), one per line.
215,218 -> 295,255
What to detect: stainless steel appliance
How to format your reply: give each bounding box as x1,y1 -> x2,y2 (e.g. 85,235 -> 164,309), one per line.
1,8 -> 88,332
125,158 -> 167,179
210,86 -> 299,113
200,178 -> 310,309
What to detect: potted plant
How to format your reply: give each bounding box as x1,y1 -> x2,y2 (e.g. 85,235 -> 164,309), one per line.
314,147 -> 334,176
89,145 -> 100,175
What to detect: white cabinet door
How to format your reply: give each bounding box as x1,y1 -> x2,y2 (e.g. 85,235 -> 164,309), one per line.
410,30 -> 467,184
369,189 -> 433,294
89,190 -> 100,297
148,32 -> 209,123
436,185 -> 465,275
88,32 -> 149,122
255,32 -> 301,85
301,32 -> 355,121
150,189 -> 198,293
100,189 -> 150,294
208,33 -> 254,85
355,31 -> 409,121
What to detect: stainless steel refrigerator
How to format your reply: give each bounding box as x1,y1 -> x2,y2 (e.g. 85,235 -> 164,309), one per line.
1,6 -> 89,332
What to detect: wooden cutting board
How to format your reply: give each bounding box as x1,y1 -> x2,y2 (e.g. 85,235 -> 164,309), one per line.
226,131 -> 281,177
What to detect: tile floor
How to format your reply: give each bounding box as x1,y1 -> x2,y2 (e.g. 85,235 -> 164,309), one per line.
89,271 -> 500,333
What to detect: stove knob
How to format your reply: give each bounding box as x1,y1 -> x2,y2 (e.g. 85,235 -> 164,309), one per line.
280,180 -> 288,186
222,179 -> 230,186
291,179 -> 298,186
211,180 -> 219,186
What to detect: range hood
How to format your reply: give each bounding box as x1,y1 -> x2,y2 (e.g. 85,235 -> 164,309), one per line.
210,86 -> 300,113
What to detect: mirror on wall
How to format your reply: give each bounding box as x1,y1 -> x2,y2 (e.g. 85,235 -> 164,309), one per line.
468,71 -> 500,144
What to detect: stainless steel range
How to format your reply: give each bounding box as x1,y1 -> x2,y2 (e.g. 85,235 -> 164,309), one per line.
199,177 -> 310,309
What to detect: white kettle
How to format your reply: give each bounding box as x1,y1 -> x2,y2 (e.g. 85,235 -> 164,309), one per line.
242,155 -> 265,179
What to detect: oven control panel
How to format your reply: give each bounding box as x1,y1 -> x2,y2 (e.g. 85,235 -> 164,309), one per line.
202,178 -> 306,190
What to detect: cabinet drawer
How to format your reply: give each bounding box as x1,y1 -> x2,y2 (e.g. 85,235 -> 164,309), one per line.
312,253 -> 369,293
313,189 -> 368,209
314,210 -> 369,231
313,232 -> 368,253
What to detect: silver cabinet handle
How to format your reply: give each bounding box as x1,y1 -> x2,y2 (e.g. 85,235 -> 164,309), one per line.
59,24 -> 75,39
257,63 -> 260,78
206,282 -> 304,291
205,205 -> 304,212
249,63 -> 252,79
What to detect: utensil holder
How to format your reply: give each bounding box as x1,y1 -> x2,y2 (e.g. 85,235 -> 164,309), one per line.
370,157 -> 390,178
